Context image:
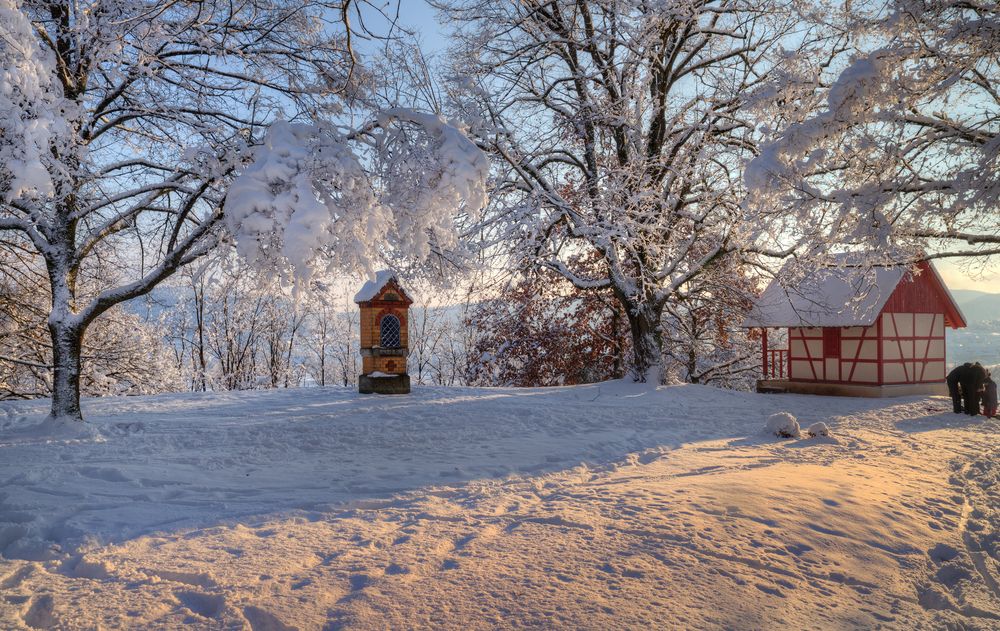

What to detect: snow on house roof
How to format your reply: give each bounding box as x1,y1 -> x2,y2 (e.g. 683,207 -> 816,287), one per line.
353,270 -> 406,303
742,256 -> 908,328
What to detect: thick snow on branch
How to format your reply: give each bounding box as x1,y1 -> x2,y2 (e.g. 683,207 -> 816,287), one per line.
0,0 -> 66,202
746,1 -> 1000,260
224,111 -> 488,288
745,50 -> 893,194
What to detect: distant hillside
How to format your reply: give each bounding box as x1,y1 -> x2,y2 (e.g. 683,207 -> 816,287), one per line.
951,289 -> 1000,324
948,290 -> 1000,368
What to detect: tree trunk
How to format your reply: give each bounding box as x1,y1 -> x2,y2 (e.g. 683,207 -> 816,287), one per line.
45,213 -> 85,422
284,324 -> 297,389
687,346 -> 699,384
621,299 -> 664,383
610,304 -> 626,379
319,340 -> 326,387
48,319 -> 85,422
194,280 -> 207,392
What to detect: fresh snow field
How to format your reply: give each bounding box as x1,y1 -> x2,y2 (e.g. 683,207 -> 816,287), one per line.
1,383 -> 998,629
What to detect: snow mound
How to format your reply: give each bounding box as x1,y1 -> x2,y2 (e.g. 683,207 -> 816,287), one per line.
743,255 -> 907,328
806,422 -> 831,438
765,412 -> 801,439
0,417 -> 103,446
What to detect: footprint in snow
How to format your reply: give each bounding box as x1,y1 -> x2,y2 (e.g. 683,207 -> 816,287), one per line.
103,422 -> 144,436
348,574 -> 370,591
935,564 -> 973,588
22,594 -> 57,629
174,590 -> 225,618
76,466 -> 131,483
755,583 -> 785,597
928,543 -> 960,563
243,605 -> 298,631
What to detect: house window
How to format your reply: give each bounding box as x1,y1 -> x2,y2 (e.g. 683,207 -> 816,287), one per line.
380,314 -> 401,348
822,328 -> 841,358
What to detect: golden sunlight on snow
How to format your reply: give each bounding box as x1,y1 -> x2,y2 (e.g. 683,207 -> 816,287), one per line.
1,398 -> 996,630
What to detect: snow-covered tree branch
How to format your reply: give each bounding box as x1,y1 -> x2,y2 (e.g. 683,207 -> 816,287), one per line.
223,109 -> 488,289
437,0 -> 814,380
747,0 -> 1000,267
0,0 -> 488,422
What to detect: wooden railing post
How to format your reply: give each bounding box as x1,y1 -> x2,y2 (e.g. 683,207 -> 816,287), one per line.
762,328 -> 769,378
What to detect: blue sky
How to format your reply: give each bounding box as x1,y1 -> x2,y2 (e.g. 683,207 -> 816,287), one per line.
356,1 -> 448,54
939,260 -> 998,292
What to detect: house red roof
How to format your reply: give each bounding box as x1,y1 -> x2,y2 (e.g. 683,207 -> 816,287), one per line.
742,257 -> 966,329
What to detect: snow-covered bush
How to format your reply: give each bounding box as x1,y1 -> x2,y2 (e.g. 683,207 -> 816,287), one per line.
806,422 -> 831,438
224,111 -> 489,290
765,412 -> 801,439
465,261 -> 630,387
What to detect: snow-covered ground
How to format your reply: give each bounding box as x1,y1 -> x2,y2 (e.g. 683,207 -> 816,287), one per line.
1,383 -> 998,629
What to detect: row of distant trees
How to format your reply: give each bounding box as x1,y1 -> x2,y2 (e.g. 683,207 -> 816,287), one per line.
0,254 -> 465,399
1,246 -> 760,399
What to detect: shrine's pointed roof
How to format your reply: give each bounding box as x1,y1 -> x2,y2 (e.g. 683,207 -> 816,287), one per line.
353,270 -> 413,305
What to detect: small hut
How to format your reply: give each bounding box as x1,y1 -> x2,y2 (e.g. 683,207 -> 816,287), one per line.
355,271 -> 412,394
742,257 -> 966,397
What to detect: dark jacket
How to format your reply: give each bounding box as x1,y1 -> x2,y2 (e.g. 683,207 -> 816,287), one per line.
948,363 -> 973,384
970,363 -> 988,389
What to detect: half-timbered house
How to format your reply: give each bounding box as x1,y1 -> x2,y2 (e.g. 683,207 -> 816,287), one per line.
743,258 -> 967,397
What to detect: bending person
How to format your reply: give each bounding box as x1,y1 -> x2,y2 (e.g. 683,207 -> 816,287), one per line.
961,362 -> 988,416
947,363 -> 971,414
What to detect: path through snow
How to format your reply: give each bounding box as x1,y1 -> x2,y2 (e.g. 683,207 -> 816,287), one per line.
0,382 -> 997,629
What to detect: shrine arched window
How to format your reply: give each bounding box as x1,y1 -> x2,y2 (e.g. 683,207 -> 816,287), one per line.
380,314 -> 401,348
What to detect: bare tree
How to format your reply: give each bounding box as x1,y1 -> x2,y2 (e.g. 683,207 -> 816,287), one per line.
260,291 -> 307,389
303,300 -> 337,388
0,0 -> 362,420
438,0 -> 811,381
747,0 -> 1000,266
1,240 -> 56,398
661,259 -> 758,389
330,305 -> 361,387
1,240 -> 182,399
